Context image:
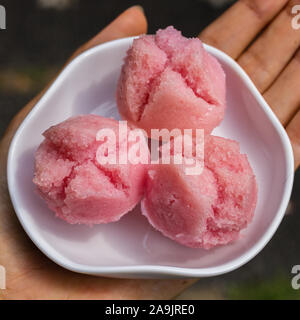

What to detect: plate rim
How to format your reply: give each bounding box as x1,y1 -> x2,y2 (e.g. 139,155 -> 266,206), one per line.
7,37 -> 295,278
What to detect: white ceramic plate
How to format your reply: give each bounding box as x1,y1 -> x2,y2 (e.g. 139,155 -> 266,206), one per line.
7,37 -> 294,279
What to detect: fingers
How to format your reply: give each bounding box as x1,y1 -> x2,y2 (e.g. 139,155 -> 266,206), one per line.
199,0 -> 288,59
238,0 -> 300,93
72,5 -> 147,60
264,48 -> 300,125
286,109 -> 300,170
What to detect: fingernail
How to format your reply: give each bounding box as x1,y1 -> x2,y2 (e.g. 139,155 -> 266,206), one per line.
132,5 -> 145,14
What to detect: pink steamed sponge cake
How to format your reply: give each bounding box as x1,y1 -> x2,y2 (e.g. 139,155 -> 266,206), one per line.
117,26 -> 226,136
141,135 -> 257,249
33,115 -> 149,225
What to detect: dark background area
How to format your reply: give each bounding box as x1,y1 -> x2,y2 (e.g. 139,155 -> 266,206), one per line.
1,0 -> 300,299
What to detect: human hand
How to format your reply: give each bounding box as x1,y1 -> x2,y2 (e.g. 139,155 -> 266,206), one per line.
200,0 -> 300,170
2,0 -> 299,300
0,6 -> 192,300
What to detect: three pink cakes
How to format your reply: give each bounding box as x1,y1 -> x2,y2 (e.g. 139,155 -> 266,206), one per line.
33,26 -> 257,249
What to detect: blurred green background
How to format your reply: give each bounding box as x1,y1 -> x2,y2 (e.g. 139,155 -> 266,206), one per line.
1,0 -> 300,300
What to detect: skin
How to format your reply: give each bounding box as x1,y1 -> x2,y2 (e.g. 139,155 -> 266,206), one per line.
0,1 -> 299,299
